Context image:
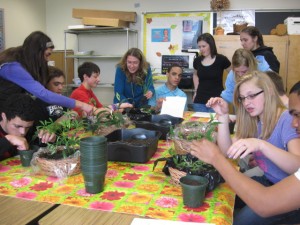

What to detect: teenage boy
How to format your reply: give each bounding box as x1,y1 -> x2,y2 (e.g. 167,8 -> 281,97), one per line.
36,66 -> 77,144
148,64 -> 187,111
189,81 -> 300,223
70,62 -> 132,116
0,94 -> 37,160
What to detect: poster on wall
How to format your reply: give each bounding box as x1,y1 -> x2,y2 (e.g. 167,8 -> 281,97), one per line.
143,12 -> 212,74
218,10 -> 255,34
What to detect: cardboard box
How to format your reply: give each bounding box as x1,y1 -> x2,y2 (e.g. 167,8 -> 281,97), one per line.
73,8 -> 136,22
82,17 -> 129,28
284,17 -> 300,34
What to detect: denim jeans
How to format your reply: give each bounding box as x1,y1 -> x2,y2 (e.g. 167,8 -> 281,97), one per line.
233,176 -> 300,225
192,103 -> 215,113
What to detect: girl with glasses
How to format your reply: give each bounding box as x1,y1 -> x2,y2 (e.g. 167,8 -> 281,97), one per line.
206,71 -> 300,225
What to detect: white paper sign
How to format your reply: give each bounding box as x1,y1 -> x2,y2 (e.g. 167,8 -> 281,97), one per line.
160,96 -> 187,118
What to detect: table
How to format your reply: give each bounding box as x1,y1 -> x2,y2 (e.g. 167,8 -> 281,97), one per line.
39,204 -> 141,225
0,112 -> 235,225
0,195 -> 56,225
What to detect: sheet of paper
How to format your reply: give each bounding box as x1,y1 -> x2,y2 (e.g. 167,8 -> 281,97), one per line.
131,218 -> 215,225
160,96 -> 186,118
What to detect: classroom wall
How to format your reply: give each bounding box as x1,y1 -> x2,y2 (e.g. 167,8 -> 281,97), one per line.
0,0 -> 46,48
45,0 -> 300,50
0,0 -> 299,49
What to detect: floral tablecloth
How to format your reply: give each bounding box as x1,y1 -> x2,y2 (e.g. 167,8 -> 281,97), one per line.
0,112 -> 235,225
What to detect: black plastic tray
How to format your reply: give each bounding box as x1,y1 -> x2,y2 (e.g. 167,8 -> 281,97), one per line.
105,128 -> 161,163
134,114 -> 184,140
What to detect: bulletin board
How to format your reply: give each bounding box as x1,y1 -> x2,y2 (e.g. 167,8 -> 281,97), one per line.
143,12 -> 212,74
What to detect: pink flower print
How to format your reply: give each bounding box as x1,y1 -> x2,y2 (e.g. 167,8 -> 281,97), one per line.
90,201 -> 114,211
10,177 -> 32,188
178,213 -> 206,222
114,181 -> 134,188
155,197 -> 178,208
132,165 -> 149,171
16,191 -> 37,199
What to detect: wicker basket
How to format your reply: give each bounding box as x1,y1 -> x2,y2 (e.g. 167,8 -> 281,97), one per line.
35,150 -> 81,177
233,23 -> 248,33
169,167 -> 187,186
173,139 -> 192,155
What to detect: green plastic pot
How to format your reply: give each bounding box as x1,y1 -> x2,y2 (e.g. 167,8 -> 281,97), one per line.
180,175 -> 209,208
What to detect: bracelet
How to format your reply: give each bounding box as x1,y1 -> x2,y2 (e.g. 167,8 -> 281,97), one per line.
111,104 -> 117,111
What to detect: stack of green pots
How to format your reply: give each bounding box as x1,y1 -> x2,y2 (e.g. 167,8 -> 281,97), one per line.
80,136 -> 108,194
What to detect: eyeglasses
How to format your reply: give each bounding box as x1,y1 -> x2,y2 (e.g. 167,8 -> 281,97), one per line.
237,90 -> 264,103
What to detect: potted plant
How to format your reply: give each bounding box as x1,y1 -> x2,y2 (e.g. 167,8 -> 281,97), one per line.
32,111 -> 84,178
153,114 -> 224,190
172,114 -> 220,155
92,109 -> 131,136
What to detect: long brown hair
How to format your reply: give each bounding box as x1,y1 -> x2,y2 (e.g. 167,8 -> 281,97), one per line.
233,71 -> 286,140
117,48 -> 149,85
0,31 -> 54,86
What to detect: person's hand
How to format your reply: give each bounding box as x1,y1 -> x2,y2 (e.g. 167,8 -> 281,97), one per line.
119,103 -> 133,109
5,135 -> 29,150
76,101 -> 94,116
227,138 -> 263,159
144,90 -> 153,99
38,130 -> 56,143
156,98 -> 166,110
206,97 -> 229,116
190,139 -> 222,165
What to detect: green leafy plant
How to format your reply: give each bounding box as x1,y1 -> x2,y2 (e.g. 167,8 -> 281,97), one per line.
136,75 -> 153,95
173,114 -> 220,142
36,111 -> 84,158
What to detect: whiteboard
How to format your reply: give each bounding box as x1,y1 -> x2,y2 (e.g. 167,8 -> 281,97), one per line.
143,12 -> 213,74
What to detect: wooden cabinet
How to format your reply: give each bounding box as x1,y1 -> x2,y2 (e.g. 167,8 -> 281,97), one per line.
49,50 -> 74,85
214,35 -> 300,93
287,35 -> 300,93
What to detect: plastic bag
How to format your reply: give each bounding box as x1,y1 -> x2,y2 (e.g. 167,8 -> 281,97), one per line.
31,147 -> 81,179
153,153 -> 224,192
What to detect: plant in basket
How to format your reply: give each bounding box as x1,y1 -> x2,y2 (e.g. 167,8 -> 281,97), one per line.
92,110 -> 131,136
172,114 -> 220,155
153,149 -> 224,191
153,114 -> 224,190
32,111 -> 84,178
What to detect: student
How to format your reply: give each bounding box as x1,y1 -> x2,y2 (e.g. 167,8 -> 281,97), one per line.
71,62 -> 132,116
36,66 -> 69,122
193,33 -> 231,112
265,70 -> 289,108
205,72 -> 300,225
0,31 -> 93,115
190,81 -> 300,224
240,26 -> 280,73
35,66 -> 78,144
148,64 -> 187,111
221,48 -> 270,104
113,48 -> 155,108
0,94 -> 37,160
